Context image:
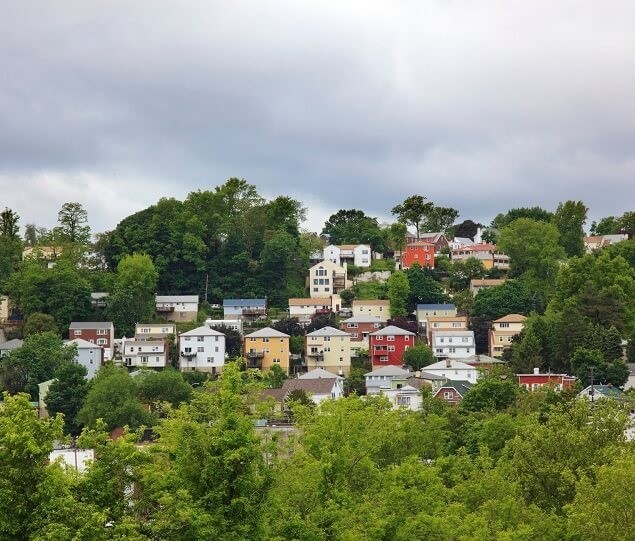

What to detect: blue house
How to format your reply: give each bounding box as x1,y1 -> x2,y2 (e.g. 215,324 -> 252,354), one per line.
223,298 -> 267,320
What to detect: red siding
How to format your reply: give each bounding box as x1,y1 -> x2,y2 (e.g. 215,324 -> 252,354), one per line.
518,374 -> 576,391
402,242 -> 436,270
370,334 -> 413,366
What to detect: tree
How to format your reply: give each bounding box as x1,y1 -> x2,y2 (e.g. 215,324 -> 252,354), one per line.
259,231 -> 302,308
590,215 -> 620,236
460,371 -> 521,412
77,365 -> 154,430
0,207 -> 22,288
402,344 -> 435,370
264,364 -> 288,388
24,312 -> 58,336
321,209 -> 386,252
387,270 -> 410,317
136,369 -> 192,412
391,195 -> 433,239
56,202 -> 91,245
264,196 -> 306,238
385,222 -> 407,253
570,347 -> 628,387
406,264 -> 447,311
423,206 -> 459,233
552,200 -> 587,257
469,315 -> 492,354
211,325 -> 242,358
447,258 -> 485,292
45,362 -> 89,435
491,206 -> 554,229
473,280 -> 533,320
0,207 -> 20,238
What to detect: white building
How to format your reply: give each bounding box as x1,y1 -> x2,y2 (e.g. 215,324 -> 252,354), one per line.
179,326 -> 226,373
121,338 -> 168,370
134,323 -> 176,341
422,358 -> 479,384
155,295 -> 199,322
322,244 -> 373,268
205,319 -> 243,334
430,330 -> 475,358
308,260 -> 349,297
65,338 -> 103,379
364,365 -> 411,395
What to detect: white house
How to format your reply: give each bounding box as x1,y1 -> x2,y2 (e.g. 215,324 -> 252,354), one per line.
430,330 -> 475,358
382,385 -> 424,411
281,376 -> 345,404
179,326 -> 226,374
321,244 -> 373,268
121,338 -> 168,370
65,338 -> 103,379
422,358 -> 479,384
0,338 -> 23,358
364,365 -> 411,395
205,318 -> 243,334
308,260 -> 349,297
155,295 -> 199,323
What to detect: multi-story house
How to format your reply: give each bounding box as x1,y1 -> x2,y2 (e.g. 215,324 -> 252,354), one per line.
304,326 -> 352,376
451,243 -> 510,270
518,368 -> 576,391
424,316 -> 468,343
416,303 -> 457,325
244,327 -> 290,373
308,260 -> 349,297
369,325 -> 416,366
430,330 -> 475,358
423,358 -> 479,384
401,241 -> 435,270
469,278 -> 506,296
417,232 -> 450,252
122,338 -> 168,370
223,298 -> 267,321
288,296 -> 341,323
65,338 -> 103,379
322,244 -> 373,268
364,365 -> 411,394
134,323 -> 176,341
179,326 -> 226,374
155,295 -> 199,323
205,319 -> 243,334
68,322 -> 115,359
489,314 -> 526,357
340,314 -> 386,353
352,299 -> 390,319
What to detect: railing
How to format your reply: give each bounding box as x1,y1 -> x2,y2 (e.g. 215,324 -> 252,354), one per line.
156,306 -> 175,313
180,351 -> 197,359
246,350 -> 265,358
242,308 -> 266,316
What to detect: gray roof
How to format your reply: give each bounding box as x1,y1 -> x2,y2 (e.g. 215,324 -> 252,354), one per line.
417,303 -> 456,311
156,295 -> 199,303
424,359 -> 475,370
223,298 -> 266,307
370,325 -> 415,336
91,292 -> 109,299
306,326 -> 350,337
341,315 -> 386,324
244,327 -> 289,338
69,321 -> 113,330
365,366 -> 411,377
65,338 -> 102,349
459,354 -> 506,365
282,378 -> 337,396
430,330 -> 474,337
413,371 -> 448,381
298,368 -> 343,380
180,326 -> 225,337
435,380 -> 473,397
0,338 -> 24,350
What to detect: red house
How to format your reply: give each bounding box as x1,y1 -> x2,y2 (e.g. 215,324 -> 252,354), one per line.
68,321 -> 115,350
517,368 -> 576,392
434,381 -> 473,405
369,325 -> 416,366
401,241 -> 435,269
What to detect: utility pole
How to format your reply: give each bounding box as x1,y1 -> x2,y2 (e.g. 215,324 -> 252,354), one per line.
205,273 -> 209,303
590,365 -> 595,405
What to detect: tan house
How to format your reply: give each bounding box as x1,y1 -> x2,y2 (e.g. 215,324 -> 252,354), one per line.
425,316 -> 469,343
134,323 -> 176,341
308,260 -> 349,297
452,243 -> 510,270
489,314 -> 526,357
469,278 -> 506,296
0,295 -> 9,323
22,246 -> 62,268
155,295 -> 199,323
244,327 -> 290,374
352,299 -> 390,319
340,314 -> 386,354
289,296 -> 340,323
416,304 -> 457,324
305,326 -> 352,376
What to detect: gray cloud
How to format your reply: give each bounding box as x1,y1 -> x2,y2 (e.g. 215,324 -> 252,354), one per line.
1,0 -> 634,234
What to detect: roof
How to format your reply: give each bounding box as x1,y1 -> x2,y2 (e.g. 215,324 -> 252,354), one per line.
431,330 -> 474,337
417,304 -> 456,311
288,297 -> 332,306
470,278 -> 506,287
244,327 -> 290,338
341,314 -> 387,324
412,371 -> 448,381
460,354 -> 506,365
306,326 -> 350,337
122,339 -> 165,347
258,388 -> 288,402
364,366 -> 411,377
338,243 -> 369,250
426,316 -> 468,322
435,380 -> 473,397
493,314 -> 526,323
0,338 -> 24,350
282,378 -> 337,396
223,298 -> 266,307
580,385 -> 626,398
65,338 -> 102,349
298,368 -> 343,380
352,299 -> 389,306
156,295 -> 199,303
408,241 -> 435,247
69,321 -> 113,330
180,326 -> 225,337
424,359 -> 475,370
453,243 -> 496,252
371,325 -> 416,336
91,292 -> 109,299
418,232 -> 446,242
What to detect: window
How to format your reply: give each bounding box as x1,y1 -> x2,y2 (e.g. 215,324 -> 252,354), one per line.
462,337 -> 469,343
499,322 -> 510,328
197,336 -> 204,342
97,329 -> 107,335
324,336 -> 330,341
316,267 -> 327,276
141,356 -> 148,363
380,355 -> 389,362
325,287 -> 330,292
313,279 -> 318,285
184,347 -> 192,353
388,346 -> 395,352
273,358 -> 280,363
97,339 -> 107,345
443,391 -> 453,399
397,396 -> 411,406
207,357 -> 213,362
352,332 -> 358,338
404,336 -> 410,341
74,330 -> 82,336
263,337 -> 270,343
197,347 -> 204,352
347,323 -> 358,329
387,336 -> 395,341
184,337 -> 191,341
436,348 -> 443,354
449,347 -> 456,353
440,338 -> 445,343
155,357 -> 160,362
375,336 -> 383,341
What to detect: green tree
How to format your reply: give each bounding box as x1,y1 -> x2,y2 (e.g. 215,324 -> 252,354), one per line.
259,230 -> 302,307
402,344 -> 435,370
552,200 -> 588,257
447,257 -> 485,292
423,205 -> 459,233
45,362 -> 90,435
469,314 -> 492,354
473,279 -> 533,319
491,206 -> 554,229
136,369 -> 192,413
55,201 -> 91,245
460,371 -> 521,412
387,270 -> 410,317
452,219 -> 479,240
24,312 -> 58,336
385,222 -> 407,253
264,364 -> 288,388
571,347 -> 628,387
406,264 -> 447,311
0,207 -> 23,288
321,209 -> 386,252
391,195 -> 433,239
590,215 -> 620,235
211,325 -> 242,358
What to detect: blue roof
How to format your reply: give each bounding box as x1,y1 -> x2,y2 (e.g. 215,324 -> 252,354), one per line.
416,304 -> 456,310
223,299 -> 266,307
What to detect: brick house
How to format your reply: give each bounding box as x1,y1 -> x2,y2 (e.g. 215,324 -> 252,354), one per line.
401,241 -> 435,270
68,322 -> 115,359
434,380 -> 473,405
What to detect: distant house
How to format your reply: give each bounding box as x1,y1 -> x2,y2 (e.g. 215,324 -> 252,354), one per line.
122,338 -> 168,370
308,260 -> 349,297
424,316 -> 468,343
65,338 -> 103,379
321,244 -> 373,268
223,298 -> 267,321
0,295 -> 10,322
179,326 -> 226,374
470,278 -> 506,296
489,314 -> 526,358
68,322 -> 115,359
416,304 -> 457,324
0,338 -> 23,358
364,365 -> 412,395
369,325 -> 416,367
289,296 -> 340,323
518,368 -> 576,392
584,234 -> 628,252
417,232 -> 450,253
90,292 -> 109,309
205,319 -> 243,334
22,245 -> 62,268
352,299 -> 390,319
134,323 -> 176,341
452,243 -> 510,270
340,314 -> 386,353
401,241 -> 435,270
430,330 -> 475,359
298,367 -> 344,381
244,327 -> 290,373
434,380 -> 473,405
155,295 -> 199,323
578,384 -> 627,401
281,376 -> 344,404
422,358 -> 479,384
304,326 -> 352,376
461,354 -> 507,374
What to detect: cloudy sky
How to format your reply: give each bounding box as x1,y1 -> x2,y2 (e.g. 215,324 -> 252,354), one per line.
1,1 -> 634,235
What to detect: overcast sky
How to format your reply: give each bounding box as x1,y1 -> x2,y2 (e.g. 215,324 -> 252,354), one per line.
1,1 -> 634,235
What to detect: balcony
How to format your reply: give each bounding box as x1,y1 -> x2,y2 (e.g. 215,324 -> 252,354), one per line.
180,351 -> 197,359
315,308 -> 332,316
156,306 -> 175,313
245,350 -> 265,368
307,351 -> 324,360
242,308 -> 266,317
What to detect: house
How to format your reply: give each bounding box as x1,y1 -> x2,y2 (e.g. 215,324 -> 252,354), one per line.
223,298 -> 267,320
134,323 -> 176,341
298,367 -> 344,381
90,292 -> 109,309
155,295 -> 199,323
65,338 -> 103,379
179,326 -> 226,374
340,314 -> 386,353
22,245 -> 62,268
422,358 -> 479,384
244,327 -> 290,373
518,368 -> 576,391
401,241 -> 435,270
281,376 -> 344,404
382,385 -> 424,410
308,260 -> 349,297
38,379 -> 55,418
407,371 -> 448,392
352,299 -> 390,319
489,314 -> 526,357
416,304 -> 457,324
424,316 -> 469,343
0,338 -> 23,358
470,278 -> 506,296
449,237 -> 475,250
417,232 -> 450,252
461,354 -> 507,373
289,296 -> 340,323
369,325 -> 416,366
584,234 -> 628,252
205,319 -> 243,334
430,330 -> 475,359
0,295 -> 9,322
304,326 -> 352,376
364,365 -> 412,394
122,338 -> 168,370
322,244 -> 373,268
451,243 -> 510,270
434,380 -> 473,405
578,384 -> 627,401
68,322 -> 115,359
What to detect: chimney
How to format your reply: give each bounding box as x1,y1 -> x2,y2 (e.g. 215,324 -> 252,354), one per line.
415,370 -> 421,378
445,358 -> 451,368
533,367 -> 540,375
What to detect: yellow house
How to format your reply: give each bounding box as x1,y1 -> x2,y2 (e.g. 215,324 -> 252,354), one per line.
416,304 -> 457,323
352,299 -> 390,319
489,314 -> 526,357
305,326 -> 352,376
244,327 -> 290,374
